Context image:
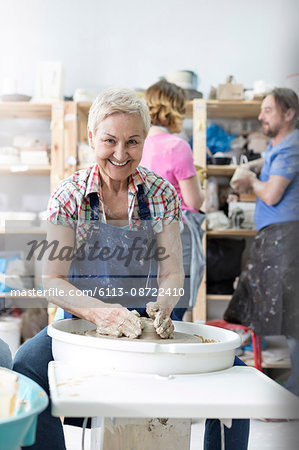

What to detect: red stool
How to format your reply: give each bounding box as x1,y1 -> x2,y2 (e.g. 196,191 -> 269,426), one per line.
205,320 -> 263,371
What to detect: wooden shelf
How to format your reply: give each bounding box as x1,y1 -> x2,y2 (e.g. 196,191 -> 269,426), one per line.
77,101 -> 199,120
191,100 -> 263,322
0,102 -> 51,119
239,193 -> 256,202
0,227 -> 46,234
207,165 -> 237,176
0,292 -> 47,299
207,100 -> 262,119
0,165 -> 50,176
1,291 -> 48,308
75,100 -> 261,123
77,102 -> 91,115
75,100 -> 261,121
207,229 -> 257,237
185,101 -> 194,118
206,294 -> 232,301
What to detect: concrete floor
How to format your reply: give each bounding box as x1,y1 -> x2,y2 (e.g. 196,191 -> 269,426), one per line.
64,419 -> 299,450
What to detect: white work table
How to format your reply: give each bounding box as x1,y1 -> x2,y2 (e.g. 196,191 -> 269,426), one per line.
49,361 -> 299,419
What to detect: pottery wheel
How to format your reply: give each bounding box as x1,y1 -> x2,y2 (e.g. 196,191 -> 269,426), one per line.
85,318 -> 202,344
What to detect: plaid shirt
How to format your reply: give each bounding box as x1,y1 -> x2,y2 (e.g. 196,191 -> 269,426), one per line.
47,164 -> 181,249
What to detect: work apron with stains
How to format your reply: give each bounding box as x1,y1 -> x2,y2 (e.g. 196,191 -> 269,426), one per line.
62,185 -> 247,431
64,185 -> 181,320
224,221 -> 299,338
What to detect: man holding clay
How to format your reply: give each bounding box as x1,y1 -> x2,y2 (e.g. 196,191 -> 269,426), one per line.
224,87 -> 299,397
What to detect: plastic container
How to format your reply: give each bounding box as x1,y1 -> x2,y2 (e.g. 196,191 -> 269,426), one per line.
48,319 -> 241,376
0,317 -> 21,356
0,368 -> 48,450
208,156 -> 232,165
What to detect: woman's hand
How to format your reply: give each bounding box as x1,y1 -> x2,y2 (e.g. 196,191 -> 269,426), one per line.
93,306 -> 143,339
146,301 -> 174,339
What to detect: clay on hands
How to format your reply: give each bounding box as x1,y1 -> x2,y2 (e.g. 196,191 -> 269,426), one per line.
230,167 -> 256,193
96,308 -> 142,339
146,302 -> 174,339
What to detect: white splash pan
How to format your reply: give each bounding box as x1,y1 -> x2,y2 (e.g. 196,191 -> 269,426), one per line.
48,319 -> 241,376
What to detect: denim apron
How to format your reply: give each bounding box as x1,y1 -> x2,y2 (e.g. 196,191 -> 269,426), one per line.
63,185 -> 181,319
62,184 -> 245,430
224,220 -> 299,338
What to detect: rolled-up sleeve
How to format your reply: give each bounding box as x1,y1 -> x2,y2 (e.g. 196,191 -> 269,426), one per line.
152,185 -> 182,233
164,187 -> 182,223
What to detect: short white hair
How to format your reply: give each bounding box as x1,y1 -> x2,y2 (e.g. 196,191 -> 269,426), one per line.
88,87 -> 151,137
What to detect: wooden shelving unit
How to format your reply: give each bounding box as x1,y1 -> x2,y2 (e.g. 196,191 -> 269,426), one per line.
0,102 -> 54,189
0,103 -> 52,313
192,99 -> 262,322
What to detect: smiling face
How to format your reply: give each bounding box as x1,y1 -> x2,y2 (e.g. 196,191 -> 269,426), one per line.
89,113 -> 145,185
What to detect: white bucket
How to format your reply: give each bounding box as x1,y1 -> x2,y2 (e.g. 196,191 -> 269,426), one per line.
0,317 -> 21,356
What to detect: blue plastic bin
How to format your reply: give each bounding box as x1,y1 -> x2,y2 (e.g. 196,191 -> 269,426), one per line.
0,368 -> 48,450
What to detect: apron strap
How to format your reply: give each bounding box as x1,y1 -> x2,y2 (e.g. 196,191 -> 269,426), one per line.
89,185 -> 151,221
137,184 -> 151,220
89,192 -> 100,221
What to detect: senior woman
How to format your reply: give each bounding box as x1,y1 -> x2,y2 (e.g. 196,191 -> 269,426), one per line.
13,88 -> 184,450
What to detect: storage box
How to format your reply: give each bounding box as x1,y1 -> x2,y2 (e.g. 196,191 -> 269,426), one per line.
217,83 -> 244,100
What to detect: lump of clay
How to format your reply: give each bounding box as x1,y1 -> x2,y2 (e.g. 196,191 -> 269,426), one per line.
230,167 -> 256,190
140,317 -> 161,340
140,317 -> 175,340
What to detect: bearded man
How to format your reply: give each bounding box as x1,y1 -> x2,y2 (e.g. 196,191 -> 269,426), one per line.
224,88 -> 299,397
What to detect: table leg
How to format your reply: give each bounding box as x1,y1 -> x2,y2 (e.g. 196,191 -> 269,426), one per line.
91,417 -> 191,450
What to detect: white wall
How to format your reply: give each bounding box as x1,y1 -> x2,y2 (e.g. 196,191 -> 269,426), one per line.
1,0 -> 298,98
